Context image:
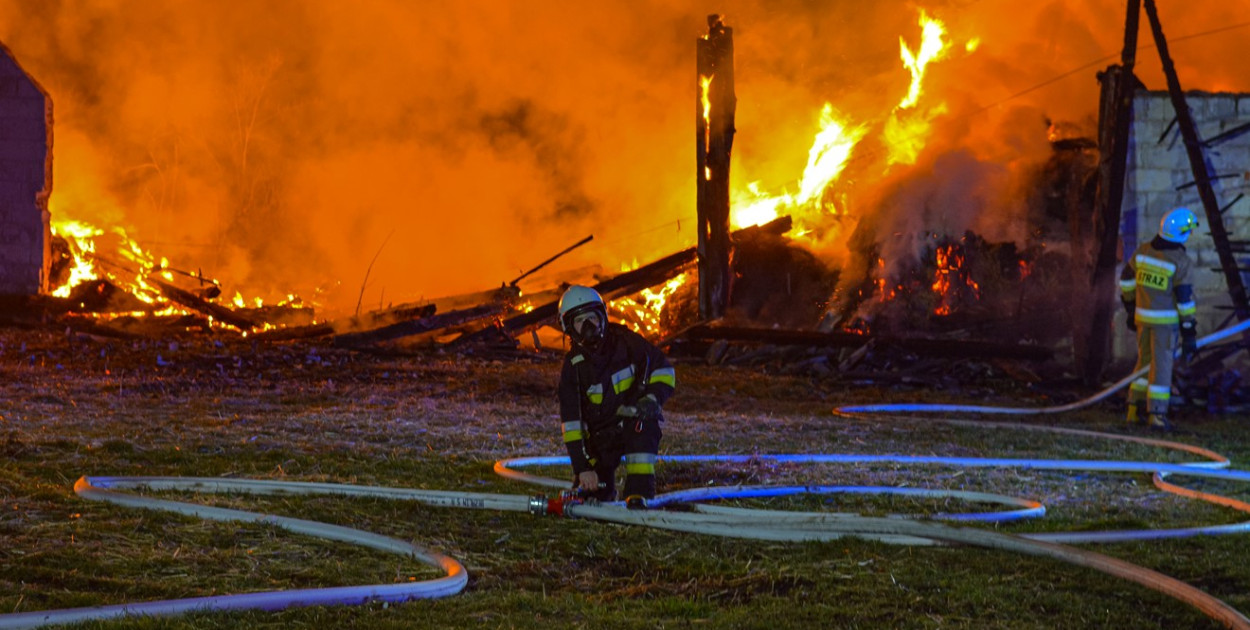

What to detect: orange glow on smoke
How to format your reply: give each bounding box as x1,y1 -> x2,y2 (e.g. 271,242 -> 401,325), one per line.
2,0 -> 1247,324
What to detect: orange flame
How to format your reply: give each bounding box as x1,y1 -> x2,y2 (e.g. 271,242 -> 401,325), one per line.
731,103 -> 866,232
931,244 -> 980,316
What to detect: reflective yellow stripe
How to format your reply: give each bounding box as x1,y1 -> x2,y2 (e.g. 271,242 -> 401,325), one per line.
562,421 -> 586,443
611,366 -> 635,395
1119,279 -> 1136,295
649,366 -> 676,387
625,462 -> 655,475
586,383 -> 603,405
1130,379 -> 1148,393
1148,385 -> 1171,401
1177,301 -> 1196,316
624,453 -> 656,475
1136,308 -> 1179,324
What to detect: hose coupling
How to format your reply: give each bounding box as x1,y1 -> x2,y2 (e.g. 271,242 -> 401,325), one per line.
528,495 -> 549,516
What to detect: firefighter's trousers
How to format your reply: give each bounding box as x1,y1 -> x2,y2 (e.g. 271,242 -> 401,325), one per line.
1128,323 -> 1177,417
585,415 -> 662,502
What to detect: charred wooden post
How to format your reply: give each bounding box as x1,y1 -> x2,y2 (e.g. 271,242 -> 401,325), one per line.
1083,0 -> 1141,385
696,14 -> 735,321
1143,0 -> 1250,322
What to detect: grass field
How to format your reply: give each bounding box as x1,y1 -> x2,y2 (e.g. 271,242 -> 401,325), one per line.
2,327 -> 1248,629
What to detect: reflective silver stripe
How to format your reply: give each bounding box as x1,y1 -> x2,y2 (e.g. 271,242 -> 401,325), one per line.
570,354 -> 584,365
649,366 -> 676,387
1119,279 -> 1136,292
1135,254 -> 1176,274
1136,307 -> 1179,324
1177,301 -> 1197,316
624,453 -> 657,475
1147,385 -> 1171,400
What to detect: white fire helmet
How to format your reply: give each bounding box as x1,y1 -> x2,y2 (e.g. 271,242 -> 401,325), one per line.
1159,207 -> 1198,244
558,285 -> 607,348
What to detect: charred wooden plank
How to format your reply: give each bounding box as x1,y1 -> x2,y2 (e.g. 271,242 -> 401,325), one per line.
253,303 -> 438,342
151,278 -> 259,331
676,324 -> 1053,361
332,303 -> 502,348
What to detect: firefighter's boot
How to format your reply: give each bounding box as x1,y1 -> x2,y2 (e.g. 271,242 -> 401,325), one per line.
1126,403 -> 1142,426
1147,413 -> 1174,433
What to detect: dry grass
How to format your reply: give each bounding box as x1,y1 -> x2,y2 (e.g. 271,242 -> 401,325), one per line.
1,327 -> 1249,628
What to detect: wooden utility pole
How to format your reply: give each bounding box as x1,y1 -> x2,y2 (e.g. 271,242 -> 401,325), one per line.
1143,0 -> 1250,322
1083,0 -> 1141,385
696,14 -> 736,320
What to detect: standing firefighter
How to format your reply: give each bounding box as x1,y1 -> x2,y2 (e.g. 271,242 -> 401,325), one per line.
557,285 -> 676,507
1119,207 -> 1199,431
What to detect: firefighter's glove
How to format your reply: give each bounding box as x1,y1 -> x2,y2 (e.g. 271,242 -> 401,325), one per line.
635,396 -> 662,422
576,470 -> 600,492
1180,321 -> 1198,362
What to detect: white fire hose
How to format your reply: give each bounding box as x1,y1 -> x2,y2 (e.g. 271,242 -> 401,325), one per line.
3,320 -> 1250,628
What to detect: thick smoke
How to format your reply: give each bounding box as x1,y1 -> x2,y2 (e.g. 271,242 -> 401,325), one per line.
0,0 -> 1245,315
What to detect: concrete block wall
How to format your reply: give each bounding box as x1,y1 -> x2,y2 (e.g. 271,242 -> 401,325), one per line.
1118,90 -> 1250,361
0,42 -> 50,295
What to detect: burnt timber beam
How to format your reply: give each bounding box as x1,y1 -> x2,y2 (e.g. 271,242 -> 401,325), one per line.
332,303 -> 502,348
253,303 -> 437,342
151,278 -> 259,331
1143,0 -> 1250,322
674,324 -> 1053,362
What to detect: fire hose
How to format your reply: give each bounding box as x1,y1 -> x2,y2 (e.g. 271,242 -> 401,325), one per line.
4,323 -> 1250,627
834,317 -> 1250,416
3,433 -> 1248,630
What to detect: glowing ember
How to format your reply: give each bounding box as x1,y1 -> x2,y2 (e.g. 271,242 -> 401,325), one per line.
931,244 -> 980,316
48,216 -> 306,329
50,221 -> 102,298
609,272 -> 689,338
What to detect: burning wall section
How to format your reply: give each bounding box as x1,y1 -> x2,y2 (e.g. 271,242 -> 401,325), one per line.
1120,90 -> 1250,361
0,42 -> 50,295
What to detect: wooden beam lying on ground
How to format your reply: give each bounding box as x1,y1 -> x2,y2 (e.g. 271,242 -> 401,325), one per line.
152,278 -> 259,331
332,303 -> 503,348
253,303 -> 438,342
675,324 -> 1054,362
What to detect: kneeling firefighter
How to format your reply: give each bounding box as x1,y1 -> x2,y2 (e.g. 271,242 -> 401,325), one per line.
1119,206 -> 1199,431
556,285 -> 676,505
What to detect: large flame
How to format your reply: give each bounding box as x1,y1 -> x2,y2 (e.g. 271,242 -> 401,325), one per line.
885,11 -> 952,167
897,11 -> 948,111
6,1 -> 1246,329
732,103 -> 867,232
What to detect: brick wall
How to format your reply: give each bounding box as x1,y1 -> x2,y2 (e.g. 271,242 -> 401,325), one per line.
1118,90 -> 1250,360
0,42 -> 50,295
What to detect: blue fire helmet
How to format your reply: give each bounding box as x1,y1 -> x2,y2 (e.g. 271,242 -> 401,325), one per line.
1159,207 -> 1198,244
